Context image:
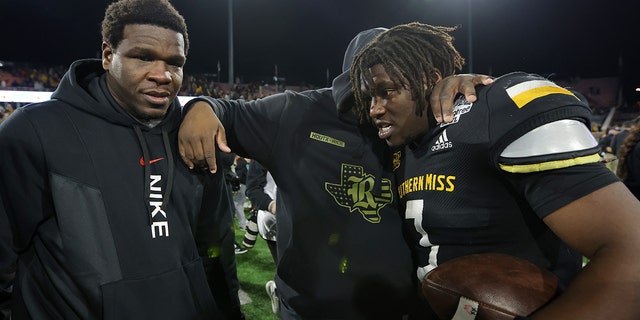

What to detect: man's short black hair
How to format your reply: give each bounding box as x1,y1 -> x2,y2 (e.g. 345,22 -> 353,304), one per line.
101,0 -> 189,55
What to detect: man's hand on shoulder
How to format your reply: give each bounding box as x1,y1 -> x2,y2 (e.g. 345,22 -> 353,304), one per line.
178,100 -> 230,173
430,74 -> 493,123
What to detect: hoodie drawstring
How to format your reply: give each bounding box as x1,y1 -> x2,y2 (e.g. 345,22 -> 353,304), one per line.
134,125 -> 175,225
161,127 -> 175,216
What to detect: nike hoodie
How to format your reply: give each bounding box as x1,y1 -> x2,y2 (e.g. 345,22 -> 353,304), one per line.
0,59 -> 230,319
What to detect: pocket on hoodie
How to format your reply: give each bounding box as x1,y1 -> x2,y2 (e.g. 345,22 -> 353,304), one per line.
101,258 -> 219,320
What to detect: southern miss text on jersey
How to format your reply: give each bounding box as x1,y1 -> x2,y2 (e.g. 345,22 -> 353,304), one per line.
393,72 -> 619,286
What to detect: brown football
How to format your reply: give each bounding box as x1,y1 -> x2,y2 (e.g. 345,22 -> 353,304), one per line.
422,253 -> 558,320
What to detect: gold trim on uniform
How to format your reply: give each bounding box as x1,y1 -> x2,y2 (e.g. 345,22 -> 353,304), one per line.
499,153 -> 601,173
506,80 -> 577,109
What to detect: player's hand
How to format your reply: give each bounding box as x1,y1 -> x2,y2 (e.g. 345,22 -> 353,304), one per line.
268,200 -> 277,215
178,101 -> 231,173
430,74 -> 493,123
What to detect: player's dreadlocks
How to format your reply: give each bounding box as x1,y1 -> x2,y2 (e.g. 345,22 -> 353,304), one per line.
350,22 -> 465,123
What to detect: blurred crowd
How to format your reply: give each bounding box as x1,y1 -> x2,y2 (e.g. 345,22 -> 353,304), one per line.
0,63 -> 319,122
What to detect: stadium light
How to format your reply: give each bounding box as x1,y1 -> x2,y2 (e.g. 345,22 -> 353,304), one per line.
228,0 -> 234,85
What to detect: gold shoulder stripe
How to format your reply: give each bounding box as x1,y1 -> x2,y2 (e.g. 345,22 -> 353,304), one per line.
499,153 -> 601,173
506,80 -> 576,109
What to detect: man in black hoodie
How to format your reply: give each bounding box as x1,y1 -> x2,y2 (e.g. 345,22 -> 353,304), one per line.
0,0 -> 241,319
178,27 -> 492,319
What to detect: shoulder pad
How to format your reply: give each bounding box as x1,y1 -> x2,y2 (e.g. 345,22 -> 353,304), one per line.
499,119 -> 601,173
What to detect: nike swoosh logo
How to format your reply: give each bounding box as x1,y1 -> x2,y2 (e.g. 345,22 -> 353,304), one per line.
139,156 -> 165,166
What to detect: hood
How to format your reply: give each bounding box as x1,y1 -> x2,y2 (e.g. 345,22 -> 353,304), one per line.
332,27 -> 387,113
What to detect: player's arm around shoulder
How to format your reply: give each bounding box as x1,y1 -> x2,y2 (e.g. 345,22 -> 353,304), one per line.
534,181 -> 640,319
179,97 -> 230,173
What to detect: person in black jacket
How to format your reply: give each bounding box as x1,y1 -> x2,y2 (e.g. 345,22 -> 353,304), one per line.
242,160 -> 278,261
219,152 -> 250,254
0,0 -> 241,319
241,160 -> 279,314
233,155 -> 250,230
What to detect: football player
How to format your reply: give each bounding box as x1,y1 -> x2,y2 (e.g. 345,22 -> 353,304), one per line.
351,22 -> 640,320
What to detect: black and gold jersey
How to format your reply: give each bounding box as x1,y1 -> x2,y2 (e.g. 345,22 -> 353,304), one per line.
393,72 -> 619,288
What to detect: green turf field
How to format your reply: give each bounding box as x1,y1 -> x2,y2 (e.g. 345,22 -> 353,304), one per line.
234,227 -> 280,320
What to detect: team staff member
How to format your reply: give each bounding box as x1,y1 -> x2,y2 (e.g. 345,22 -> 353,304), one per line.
243,160 -> 280,314
243,160 -> 278,262
351,22 -> 640,319
178,26 -> 492,318
0,0 -> 241,318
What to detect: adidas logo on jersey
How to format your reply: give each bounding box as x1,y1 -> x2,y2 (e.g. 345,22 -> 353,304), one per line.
431,129 -> 452,151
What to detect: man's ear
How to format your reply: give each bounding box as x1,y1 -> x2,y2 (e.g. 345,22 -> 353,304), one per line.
102,42 -> 113,70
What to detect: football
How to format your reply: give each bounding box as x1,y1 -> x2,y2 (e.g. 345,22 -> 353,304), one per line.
422,253 -> 558,320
